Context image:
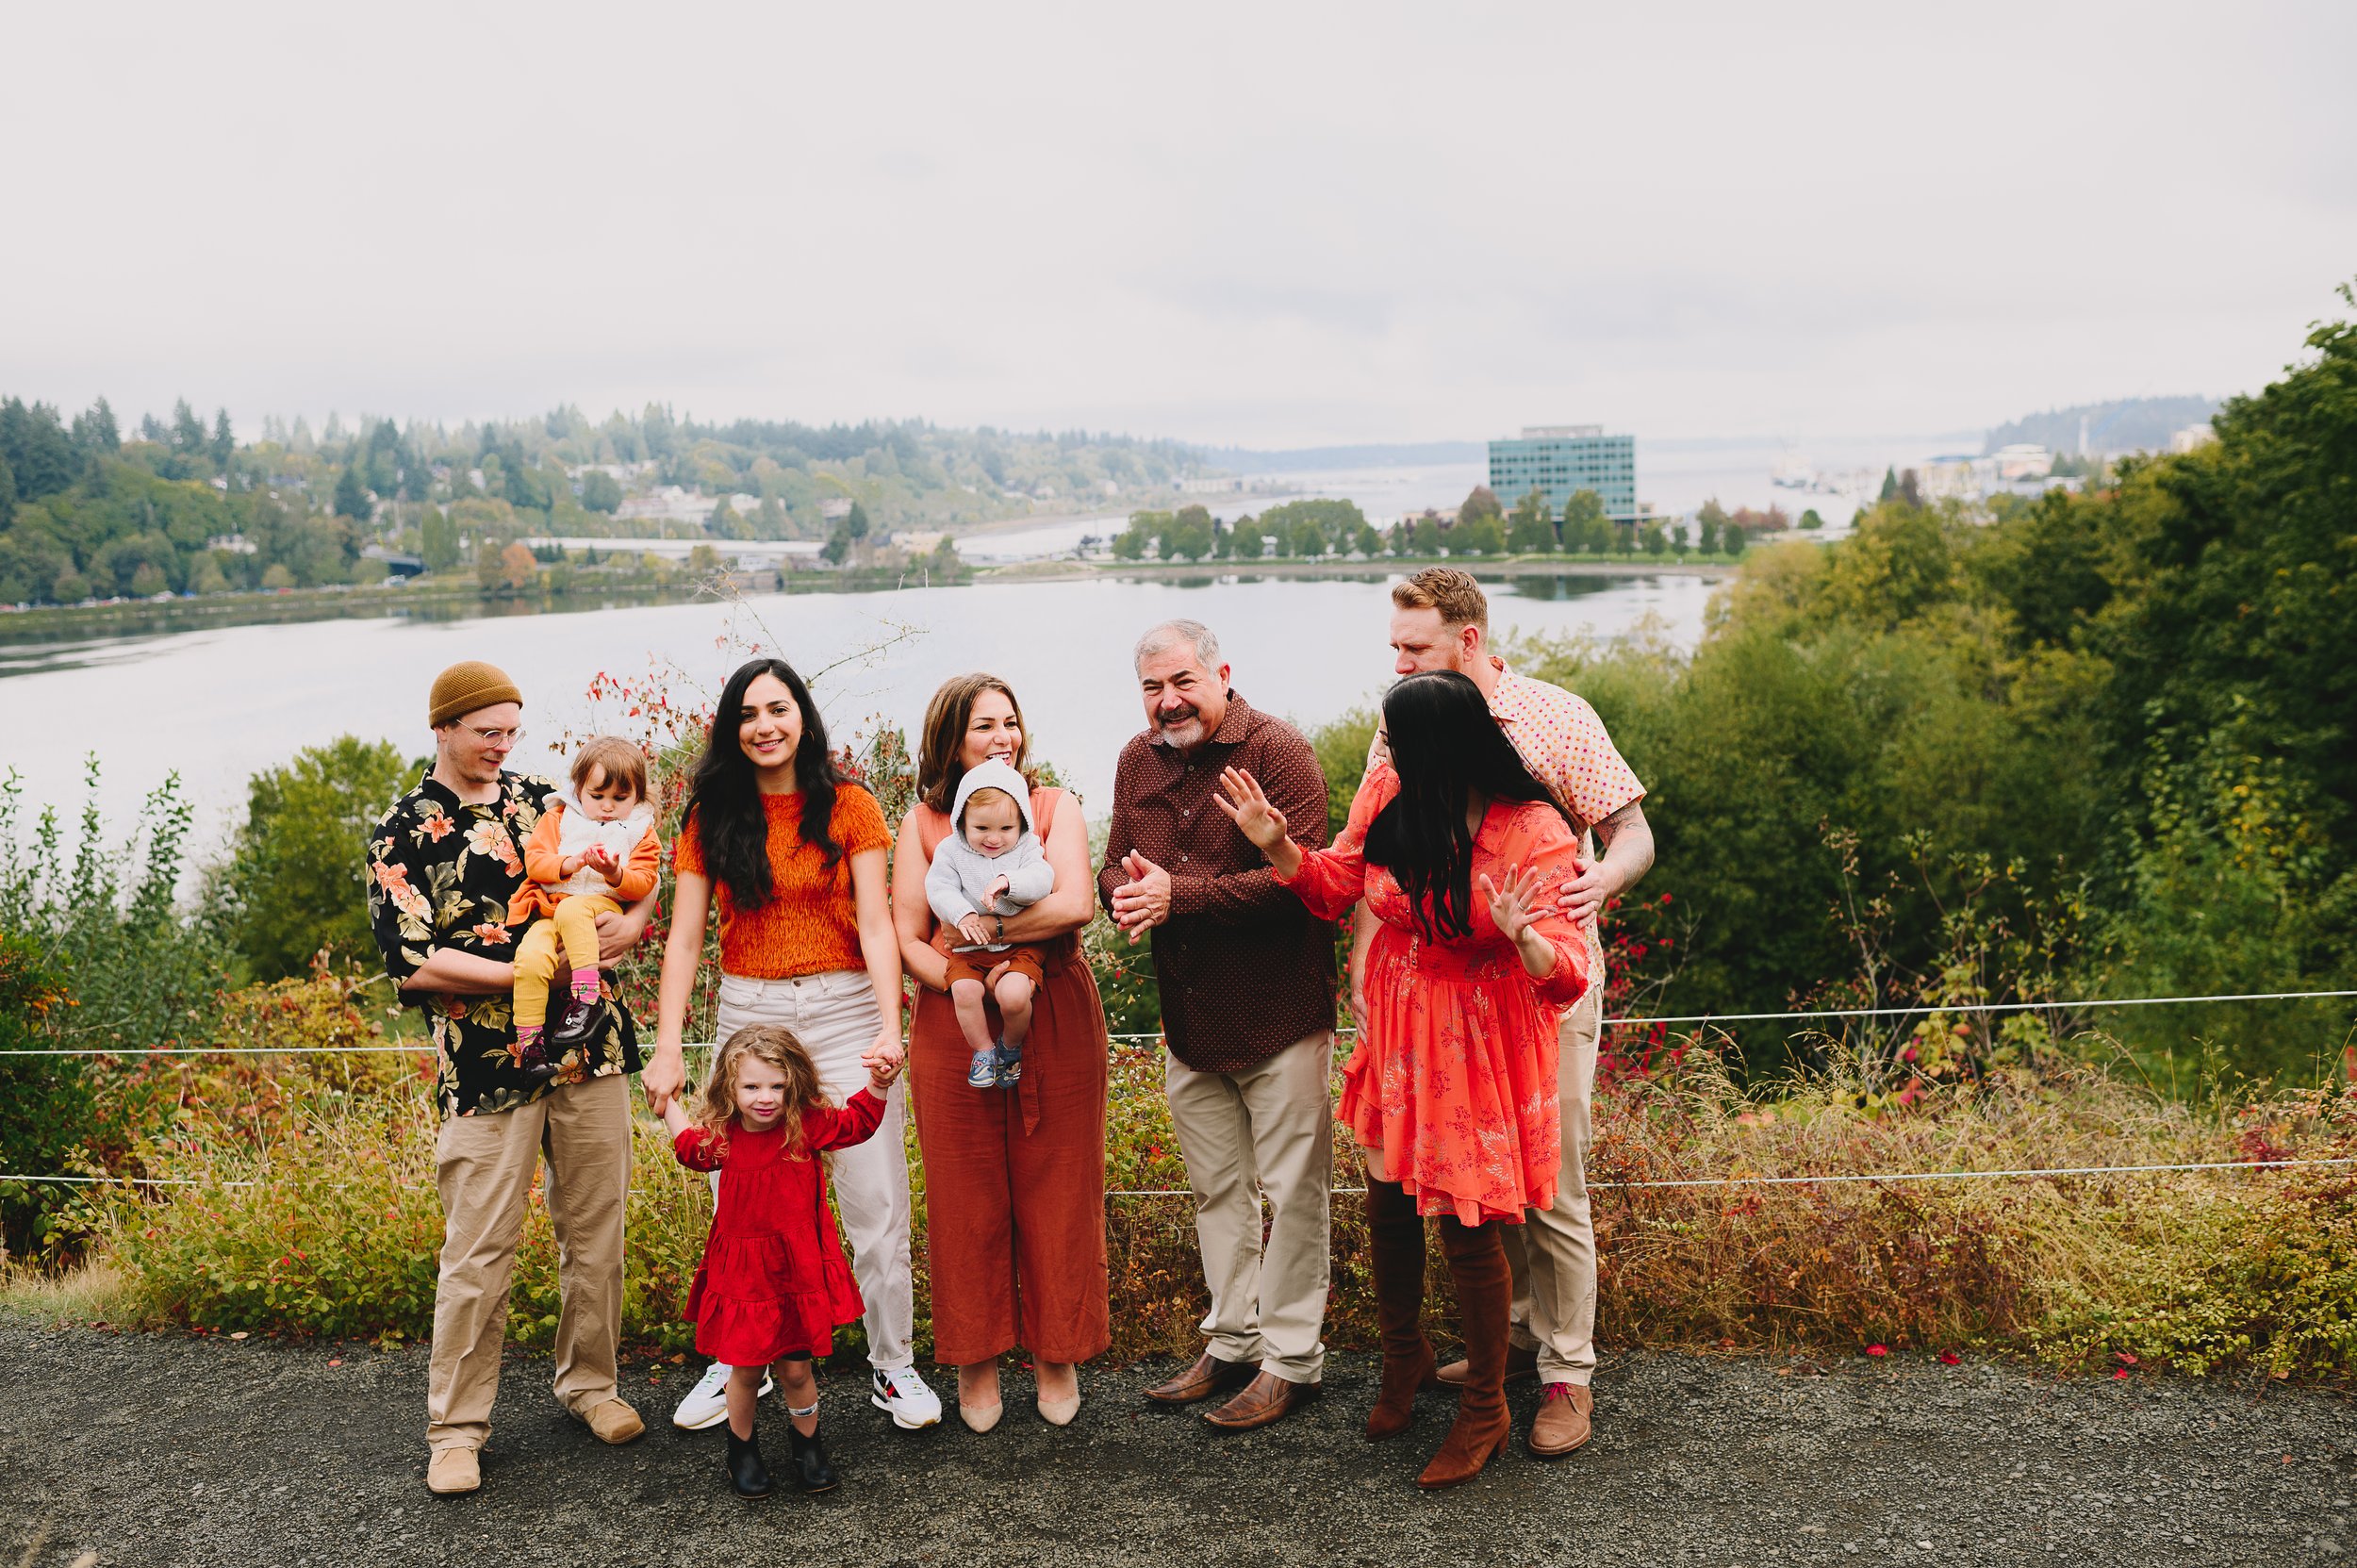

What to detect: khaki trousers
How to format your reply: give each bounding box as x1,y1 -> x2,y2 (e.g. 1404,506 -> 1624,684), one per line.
1164,1031 -> 1334,1383
427,1070 -> 631,1452
1500,985 -> 1603,1386
714,969 -> 915,1369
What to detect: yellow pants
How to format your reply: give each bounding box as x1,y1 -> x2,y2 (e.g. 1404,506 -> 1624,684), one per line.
513,894 -> 619,1030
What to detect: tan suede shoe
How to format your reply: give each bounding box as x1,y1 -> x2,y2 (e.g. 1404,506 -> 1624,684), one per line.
426,1447 -> 481,1495
1437,1343 -> 1539,1387
582,1397 -> 646,1444
1526,1381 -> 1592,1459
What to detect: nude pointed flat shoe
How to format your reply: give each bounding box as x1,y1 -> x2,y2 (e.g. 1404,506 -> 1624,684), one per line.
959,1398 -> 1004,1433
1037,1391 -> 1081,1427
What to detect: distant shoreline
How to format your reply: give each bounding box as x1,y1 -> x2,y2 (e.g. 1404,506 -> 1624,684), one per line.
977,554 -> 1744,584
0,553 -> 1739,650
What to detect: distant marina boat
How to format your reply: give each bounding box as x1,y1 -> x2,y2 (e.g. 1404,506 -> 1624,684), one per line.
1771,451 -> 1817,490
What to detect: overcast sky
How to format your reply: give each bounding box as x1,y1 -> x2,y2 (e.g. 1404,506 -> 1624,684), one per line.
4,1 -> 2351,448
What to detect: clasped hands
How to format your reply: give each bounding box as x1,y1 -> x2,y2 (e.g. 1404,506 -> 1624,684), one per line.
1108,850 -> 1173,941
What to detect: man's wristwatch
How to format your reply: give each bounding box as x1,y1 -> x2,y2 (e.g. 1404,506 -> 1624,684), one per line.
993,914 -> 1006,942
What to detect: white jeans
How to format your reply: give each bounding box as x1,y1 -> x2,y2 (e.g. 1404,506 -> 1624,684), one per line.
714,969 -> 915,1370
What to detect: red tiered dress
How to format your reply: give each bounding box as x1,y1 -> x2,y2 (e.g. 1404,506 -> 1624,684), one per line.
1278,764 -> 1592,1225
674,1089 -> 886,1364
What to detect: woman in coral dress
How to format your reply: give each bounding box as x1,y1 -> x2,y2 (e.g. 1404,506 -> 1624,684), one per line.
1215,668 -> 1591,1490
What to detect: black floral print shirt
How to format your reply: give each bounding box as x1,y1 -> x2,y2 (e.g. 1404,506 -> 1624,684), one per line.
367,767 -> 641,1117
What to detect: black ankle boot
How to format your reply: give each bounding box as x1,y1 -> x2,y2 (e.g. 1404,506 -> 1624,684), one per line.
725,1428 -> 772,1498
786,1421 -> 839,1493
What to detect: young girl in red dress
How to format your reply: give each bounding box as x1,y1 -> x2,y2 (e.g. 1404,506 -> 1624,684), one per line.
663,1022 -> 903,1498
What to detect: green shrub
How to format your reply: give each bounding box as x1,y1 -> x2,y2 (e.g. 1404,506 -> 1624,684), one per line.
0,760 -> 228,1053
0,931 -> 81,1256
208,735 -> 414,981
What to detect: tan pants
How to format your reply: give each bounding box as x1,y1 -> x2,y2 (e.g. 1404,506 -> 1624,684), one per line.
1164,1032 -> 1334,1383
512,895 -> 620,1032
1500,986 -> 1603,1386
426,1071 -> 631,1451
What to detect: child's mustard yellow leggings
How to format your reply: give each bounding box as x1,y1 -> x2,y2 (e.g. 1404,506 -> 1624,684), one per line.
512,894 -> 621,1029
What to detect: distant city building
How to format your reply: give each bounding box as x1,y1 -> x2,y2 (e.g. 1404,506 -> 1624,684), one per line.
1989,444 -> 2053,482
2170,423 -> 2217,454
1917,456 -> 1979,503
616,485 -> 751,529
1487,425 -> 1638,520
1916,446 -> 2070,503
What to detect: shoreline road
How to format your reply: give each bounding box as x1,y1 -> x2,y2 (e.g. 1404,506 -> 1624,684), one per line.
1,1324 -> 2349,1566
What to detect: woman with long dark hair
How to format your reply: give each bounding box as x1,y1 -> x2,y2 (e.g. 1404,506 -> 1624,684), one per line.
1215,668 -> 1591,1489
887,673 -> 1110,1430
643,657 -> 942,1434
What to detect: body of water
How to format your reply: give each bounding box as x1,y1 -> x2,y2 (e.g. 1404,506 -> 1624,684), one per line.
0,570 -> 1713,861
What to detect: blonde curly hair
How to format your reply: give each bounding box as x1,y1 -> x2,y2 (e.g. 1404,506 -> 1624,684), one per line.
692,1023 -> 831,1160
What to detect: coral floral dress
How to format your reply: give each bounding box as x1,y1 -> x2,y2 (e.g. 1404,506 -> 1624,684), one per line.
1279,764 -> 1591,1224
674,1090 -> 886,1364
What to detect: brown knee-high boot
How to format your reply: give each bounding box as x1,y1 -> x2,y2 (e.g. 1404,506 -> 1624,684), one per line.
1362,1177 -> 1441,1441
1419,1215 -> 1513,1488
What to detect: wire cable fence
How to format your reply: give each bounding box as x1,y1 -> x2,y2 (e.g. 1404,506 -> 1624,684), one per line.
4,988 -> 2351,1058
4,988 -> 2349,1197
7,1155 -> 2356,1197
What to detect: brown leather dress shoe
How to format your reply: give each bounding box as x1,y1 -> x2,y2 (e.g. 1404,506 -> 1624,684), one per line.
1526,1382 -> 1592,1458
1203,1370 -> 1320,1432
1436,1343 -> 1539,1388
1143,1349 -> 1257,1405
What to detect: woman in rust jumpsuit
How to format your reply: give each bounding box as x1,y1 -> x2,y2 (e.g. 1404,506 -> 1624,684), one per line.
890,673 -> 1111,1429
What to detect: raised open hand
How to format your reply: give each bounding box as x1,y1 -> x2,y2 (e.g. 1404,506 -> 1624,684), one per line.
1476,862 -> 1550,946
1212,767 -> 1289,851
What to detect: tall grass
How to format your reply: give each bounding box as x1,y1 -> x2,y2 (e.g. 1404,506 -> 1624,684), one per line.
36,999 -> 2357,1378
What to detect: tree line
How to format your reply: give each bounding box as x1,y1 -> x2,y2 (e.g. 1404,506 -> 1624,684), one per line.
0,398 -> 1212,607
1107,487 -> 1785,564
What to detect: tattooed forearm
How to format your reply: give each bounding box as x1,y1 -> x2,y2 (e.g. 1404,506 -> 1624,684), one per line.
1591,800 -> 1656,882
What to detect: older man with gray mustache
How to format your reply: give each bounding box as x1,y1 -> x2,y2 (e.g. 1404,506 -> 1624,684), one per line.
1100,619 -> 1337,1432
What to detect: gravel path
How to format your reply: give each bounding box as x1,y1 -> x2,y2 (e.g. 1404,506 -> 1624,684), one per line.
1,1324 -> 2349,1567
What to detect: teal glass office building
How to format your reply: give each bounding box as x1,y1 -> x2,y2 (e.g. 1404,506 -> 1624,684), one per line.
1487,426 -> 1637,520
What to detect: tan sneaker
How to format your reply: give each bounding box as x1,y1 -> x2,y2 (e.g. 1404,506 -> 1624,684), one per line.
582,1397 -> 646,1444
1526,1381 -> 1592,1459
426,1447 -> 481,1494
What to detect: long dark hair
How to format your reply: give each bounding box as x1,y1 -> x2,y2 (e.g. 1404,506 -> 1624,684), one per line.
684,657 -> 852,909
1363,669 -> 1574,940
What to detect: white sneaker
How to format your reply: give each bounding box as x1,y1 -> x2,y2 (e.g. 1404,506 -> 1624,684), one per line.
671,1361 -> 773,1430
870,1364 -> 944,1429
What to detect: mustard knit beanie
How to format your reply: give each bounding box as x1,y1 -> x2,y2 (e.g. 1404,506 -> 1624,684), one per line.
428,660 -> 524,728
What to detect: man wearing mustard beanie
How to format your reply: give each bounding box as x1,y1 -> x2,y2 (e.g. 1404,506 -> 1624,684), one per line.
367,659 -> 658,1496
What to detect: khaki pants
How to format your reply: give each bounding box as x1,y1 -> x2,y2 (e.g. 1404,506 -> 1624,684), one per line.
714,969 -> 915,1369
1500,986 -> 1603,1386
427,1070 -> 631,1452
1164,1032 -> 1334,1383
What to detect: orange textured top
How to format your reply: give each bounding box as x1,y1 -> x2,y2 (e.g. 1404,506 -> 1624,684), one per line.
675,785 -> 891,979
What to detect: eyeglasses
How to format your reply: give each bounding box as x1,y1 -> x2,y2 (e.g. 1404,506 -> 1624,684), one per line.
457,725 -> 524,746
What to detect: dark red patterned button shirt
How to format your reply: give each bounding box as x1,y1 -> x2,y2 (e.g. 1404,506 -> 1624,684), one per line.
1097,692 -> 1336,1073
